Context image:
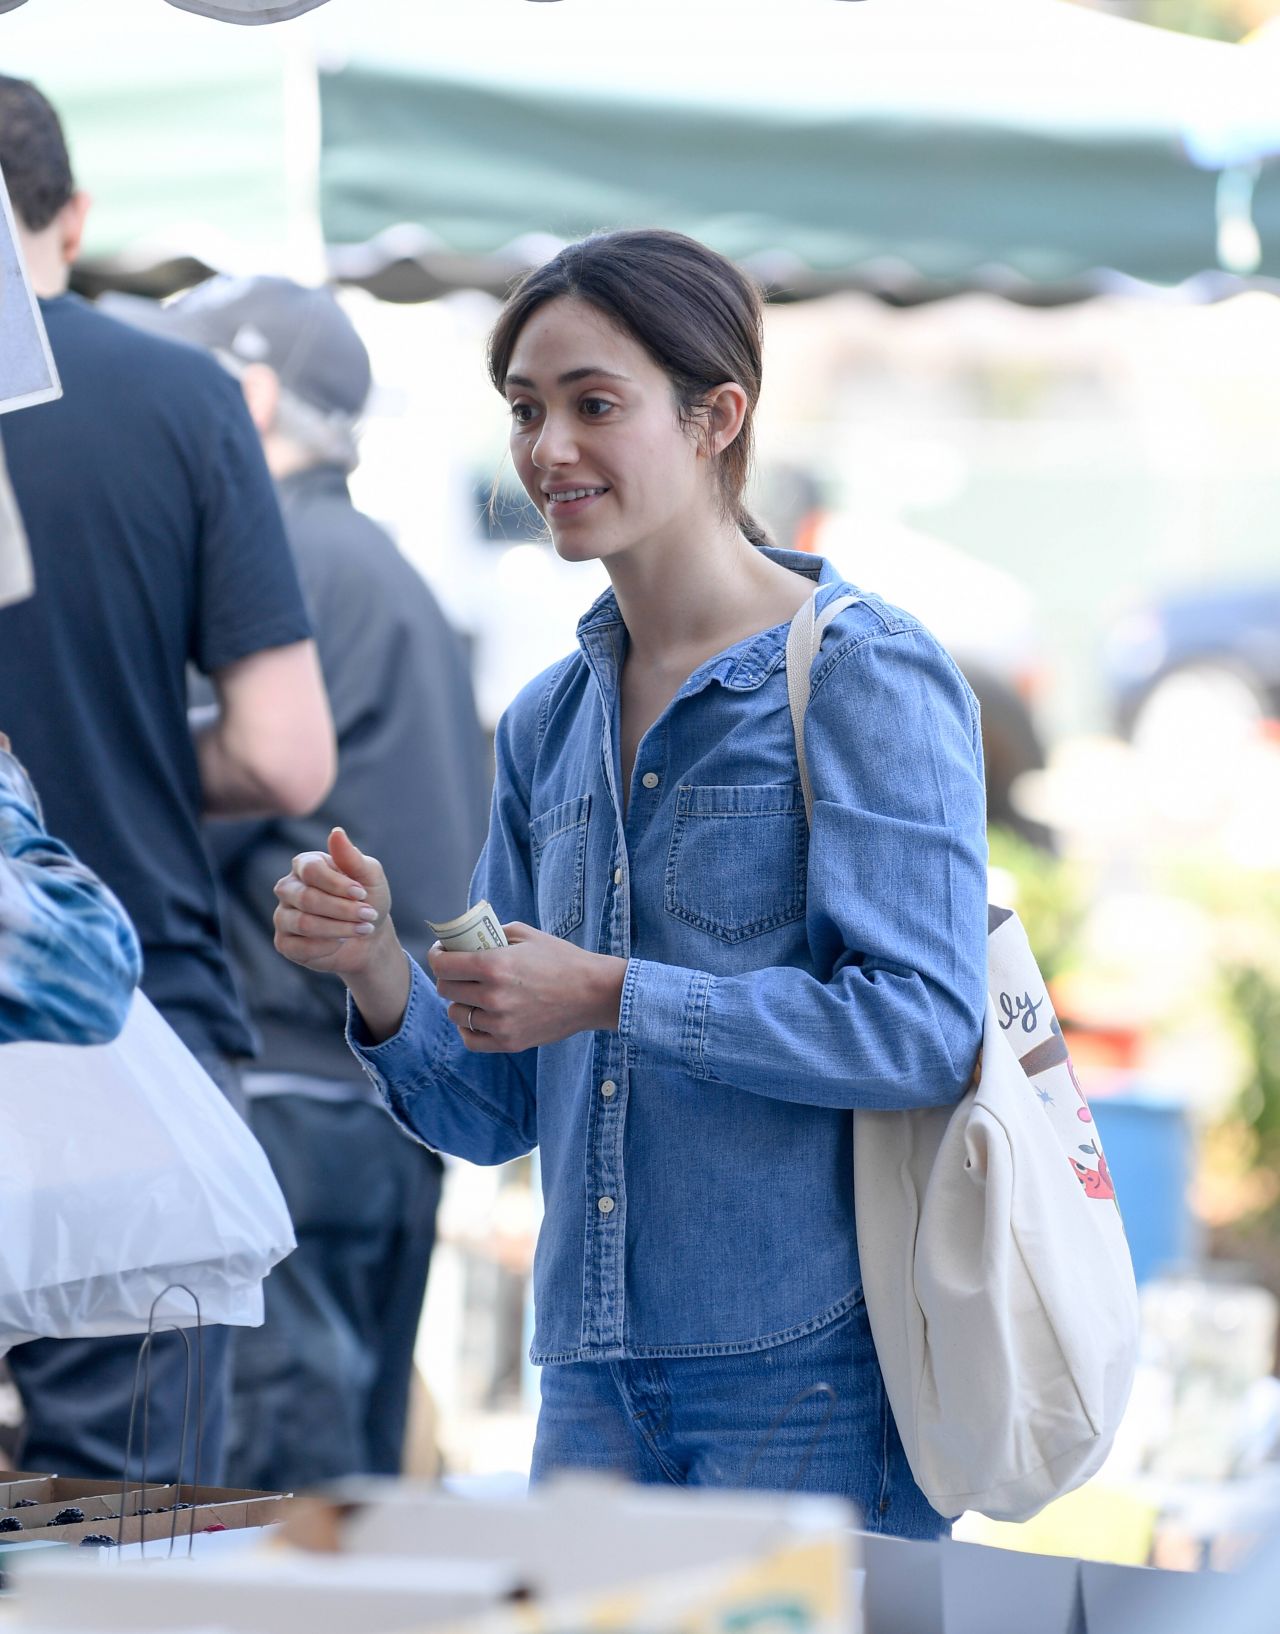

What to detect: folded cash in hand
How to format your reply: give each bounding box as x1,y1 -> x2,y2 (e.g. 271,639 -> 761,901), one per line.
426,901 -> 509,953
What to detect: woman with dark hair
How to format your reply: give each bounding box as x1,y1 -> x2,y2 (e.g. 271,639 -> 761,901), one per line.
272,229 -> 988,1537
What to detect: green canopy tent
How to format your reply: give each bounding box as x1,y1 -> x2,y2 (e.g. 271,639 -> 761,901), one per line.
317,0 -> 1280,304
6,0 -> 1278,303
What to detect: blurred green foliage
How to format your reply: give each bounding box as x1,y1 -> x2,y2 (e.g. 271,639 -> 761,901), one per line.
986,825 -> 1086,982
988,830 -> 1280,1241
1067,0 -> 1276,42
1172,866 -> 1280,1227
1227,965 -> 1280,1172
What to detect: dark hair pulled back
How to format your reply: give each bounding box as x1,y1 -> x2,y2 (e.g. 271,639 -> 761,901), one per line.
488,229 -> 773,548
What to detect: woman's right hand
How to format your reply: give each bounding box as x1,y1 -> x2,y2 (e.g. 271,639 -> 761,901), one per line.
274,826 -> 396,978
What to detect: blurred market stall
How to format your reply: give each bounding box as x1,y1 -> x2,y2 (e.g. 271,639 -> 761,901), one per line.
5,0 -> 1279,302
317,0 -> 1280,302
7,0 -> 1280,1565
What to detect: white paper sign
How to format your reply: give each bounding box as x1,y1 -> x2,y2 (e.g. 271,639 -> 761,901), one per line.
0,163 -> 60,416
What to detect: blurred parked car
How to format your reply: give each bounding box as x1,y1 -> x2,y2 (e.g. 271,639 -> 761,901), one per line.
1104,580 -> 1280,755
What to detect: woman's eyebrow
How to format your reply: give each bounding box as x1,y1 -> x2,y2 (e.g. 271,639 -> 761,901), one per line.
505,367 -> 633,390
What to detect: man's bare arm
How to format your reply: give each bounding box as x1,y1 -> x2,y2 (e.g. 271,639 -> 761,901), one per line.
195,639 -> 336,819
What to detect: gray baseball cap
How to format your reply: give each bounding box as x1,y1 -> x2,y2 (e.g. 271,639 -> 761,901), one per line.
160,275 -> 371,418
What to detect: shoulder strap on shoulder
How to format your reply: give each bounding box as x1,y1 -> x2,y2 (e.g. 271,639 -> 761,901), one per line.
786,589 -> 859,824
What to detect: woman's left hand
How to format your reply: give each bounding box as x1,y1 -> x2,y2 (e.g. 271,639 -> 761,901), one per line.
429,923 -> 628,1052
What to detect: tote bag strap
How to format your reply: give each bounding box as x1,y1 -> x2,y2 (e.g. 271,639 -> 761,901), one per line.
788,589 -> 1042,1067
786,588 -> 859,824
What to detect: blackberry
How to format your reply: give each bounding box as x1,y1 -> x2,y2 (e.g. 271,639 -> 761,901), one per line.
0,1518 -> 22,1533
47,1507 -> 86,1526
79,1534 -> 117,1548
11,1499 -> 37,1509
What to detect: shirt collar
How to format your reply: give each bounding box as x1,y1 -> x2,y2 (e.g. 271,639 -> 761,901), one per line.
576,548 -> 844,694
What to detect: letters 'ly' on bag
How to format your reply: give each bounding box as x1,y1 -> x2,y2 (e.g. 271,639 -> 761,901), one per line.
786,588 -> 1140,1522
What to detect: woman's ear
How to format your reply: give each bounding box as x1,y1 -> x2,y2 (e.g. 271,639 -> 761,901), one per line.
700,382 -> 749,458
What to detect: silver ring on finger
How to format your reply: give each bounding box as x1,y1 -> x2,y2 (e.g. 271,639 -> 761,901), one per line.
467,1006 -> 478,1034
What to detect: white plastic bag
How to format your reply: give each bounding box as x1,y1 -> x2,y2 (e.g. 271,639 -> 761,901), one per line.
0,990 -> 295,1348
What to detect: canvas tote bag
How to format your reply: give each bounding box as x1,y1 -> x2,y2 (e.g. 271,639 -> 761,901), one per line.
786,588 -> 1139,1522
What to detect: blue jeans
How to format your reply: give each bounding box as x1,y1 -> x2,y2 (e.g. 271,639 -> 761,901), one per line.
529,1297 -> 949,1542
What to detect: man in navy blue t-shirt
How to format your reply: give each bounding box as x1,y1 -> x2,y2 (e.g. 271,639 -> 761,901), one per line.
0,76 -> 336,1483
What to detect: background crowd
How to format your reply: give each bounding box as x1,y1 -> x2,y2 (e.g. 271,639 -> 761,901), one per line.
0,74 -> 490,1494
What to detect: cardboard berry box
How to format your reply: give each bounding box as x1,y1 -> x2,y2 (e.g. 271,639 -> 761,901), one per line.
0,1472 -> 290,1550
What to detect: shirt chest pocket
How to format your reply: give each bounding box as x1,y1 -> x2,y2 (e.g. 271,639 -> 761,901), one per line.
530,794 -> 591,940
665,783 -> 808,944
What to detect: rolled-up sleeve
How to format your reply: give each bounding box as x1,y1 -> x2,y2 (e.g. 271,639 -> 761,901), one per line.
0,752 -> 142,1045
618,624 -> 988,1110
348,951 -> 536,1164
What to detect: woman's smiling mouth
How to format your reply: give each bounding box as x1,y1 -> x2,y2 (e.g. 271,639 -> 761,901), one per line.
544,485 -> 610,516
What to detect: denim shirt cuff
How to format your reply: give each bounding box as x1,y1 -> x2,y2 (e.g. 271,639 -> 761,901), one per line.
618,957 -> 713,1079
346,949 -> 435,1096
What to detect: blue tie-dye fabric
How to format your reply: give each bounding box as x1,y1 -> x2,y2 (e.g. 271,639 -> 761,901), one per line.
0,751 -> 141,1045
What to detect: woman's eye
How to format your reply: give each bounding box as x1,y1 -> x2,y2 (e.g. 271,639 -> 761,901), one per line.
509,402 -> 536,425
581,398 -> 614,418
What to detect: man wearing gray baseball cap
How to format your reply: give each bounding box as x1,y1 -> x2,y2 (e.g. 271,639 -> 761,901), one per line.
156,275 -> 491,1488
157,275 -> 373,453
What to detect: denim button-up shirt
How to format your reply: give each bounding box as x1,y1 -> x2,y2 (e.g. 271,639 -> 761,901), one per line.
351,550 -> 988,1363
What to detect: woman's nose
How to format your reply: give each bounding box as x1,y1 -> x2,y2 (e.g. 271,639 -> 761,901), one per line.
532,412 -> 578,469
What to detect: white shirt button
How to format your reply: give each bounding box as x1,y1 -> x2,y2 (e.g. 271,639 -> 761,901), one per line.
641,772 -> 660,789
600,1080 -> 617,1099
597,1195 -> 615,1214
613,868 -> 623,886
